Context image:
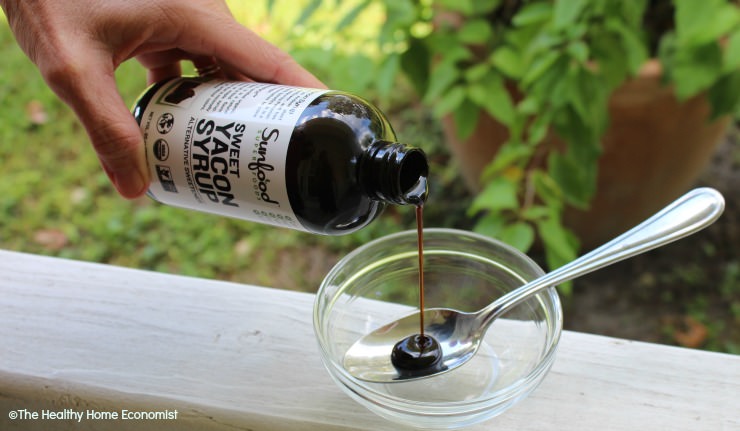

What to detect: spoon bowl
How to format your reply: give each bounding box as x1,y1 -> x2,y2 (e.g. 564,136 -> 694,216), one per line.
343,188 -> 725,383
344,307 -> 481,381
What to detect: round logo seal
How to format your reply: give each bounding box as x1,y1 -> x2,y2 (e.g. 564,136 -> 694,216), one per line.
153,139 -> 170,162
157,112 -> 175,134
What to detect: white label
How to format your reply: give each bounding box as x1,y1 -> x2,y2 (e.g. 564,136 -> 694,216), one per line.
139,78 -> 327,231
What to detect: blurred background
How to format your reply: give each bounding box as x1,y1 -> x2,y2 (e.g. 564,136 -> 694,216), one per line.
0,0 -> 738,353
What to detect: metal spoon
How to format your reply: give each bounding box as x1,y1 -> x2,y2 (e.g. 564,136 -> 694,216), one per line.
343,187 -> 725,383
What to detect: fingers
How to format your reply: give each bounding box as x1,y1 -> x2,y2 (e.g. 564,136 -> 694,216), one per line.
131,2 -> 325,88
217,28 -> 326,88
81,87 -> 150,199
5,0 -> 325,201
42,52 -> 150,199
138,50 -> 231,83
137,49 -> 184,84
147,63 -> 181,85
191,56 -> 228,80
173,5 -> 326,89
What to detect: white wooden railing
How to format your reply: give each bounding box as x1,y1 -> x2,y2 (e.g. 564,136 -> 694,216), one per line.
1,249 -> 738,430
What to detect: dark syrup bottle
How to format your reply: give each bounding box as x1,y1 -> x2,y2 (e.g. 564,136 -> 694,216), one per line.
132,77 -> 428,235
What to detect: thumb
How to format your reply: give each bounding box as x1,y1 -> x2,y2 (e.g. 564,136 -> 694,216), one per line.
46,63 -> 150,199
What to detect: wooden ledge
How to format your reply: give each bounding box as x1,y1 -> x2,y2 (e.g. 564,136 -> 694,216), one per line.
1,249 -> 738,430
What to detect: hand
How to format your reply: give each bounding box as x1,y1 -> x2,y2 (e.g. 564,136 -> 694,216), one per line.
1,0 -> 324,198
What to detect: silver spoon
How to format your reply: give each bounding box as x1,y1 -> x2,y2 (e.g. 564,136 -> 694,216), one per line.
343,187 -> 725,383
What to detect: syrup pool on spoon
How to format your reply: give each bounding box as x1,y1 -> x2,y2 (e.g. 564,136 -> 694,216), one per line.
344,188 -> 725,383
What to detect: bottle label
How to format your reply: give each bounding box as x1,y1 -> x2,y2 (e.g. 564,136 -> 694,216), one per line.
138,78 -> 327,231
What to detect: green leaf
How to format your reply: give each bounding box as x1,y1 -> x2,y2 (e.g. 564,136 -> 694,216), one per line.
566,68 -> 600,128
726,30 -> 740,72
499,222 -> 535,252
531,170 -> 563,209
294,0 -> 322,27
527,55 -> 571,111
336,0 -> 372,31
614,0 -> 649,27
472,213 -> 506,238
536,216 -> 579,273
464,63 -> 492,83
553,107 -> 603,165
376,54 -> 400,100
458,19 -> 493,44
521,51 -> 560,88
548,152 -> 595,208
566,41 -> 589,63
590,30 -> 634,87
452,99 -> 480,140
432,85 -> 467,117
558,281 -> 574,297
672,43 -> 724,99
490,46 -> 526,78
469,177 -> 519,214
481,141 -> 533,180
552,0 -> 588,30
674,0 -> 716,43
604,18 -> 649,74
512,2 -> 553,27
706,71 -> 740,119
675,0 -> 740,45
425,31 -> 473,59
528,31 -> 568,54
324,54 -> 375,94
467,75 -> 516,126
471,0 -> 503,15
517,97 -> 540,115
401,38 -> 431,96
424,59 -> 461,103
526,111 -> 551,145
436,0 -> 474,15
522,205 -> 552,221
266,0 -> 276,14
379,1 -> 418,44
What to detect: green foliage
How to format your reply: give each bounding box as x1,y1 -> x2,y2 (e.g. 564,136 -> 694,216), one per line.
228,0 -> 398,98
660,0 -> 740,117
318,0 -> 740,286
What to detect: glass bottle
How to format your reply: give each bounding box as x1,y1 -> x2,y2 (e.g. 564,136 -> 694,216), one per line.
133,77 -> 428,235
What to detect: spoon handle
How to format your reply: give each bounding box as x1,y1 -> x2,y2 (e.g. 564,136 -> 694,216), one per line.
480,187 -> 725,328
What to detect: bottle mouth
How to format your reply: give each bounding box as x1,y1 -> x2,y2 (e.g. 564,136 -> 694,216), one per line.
399,150 -> 429,205
362,141 -> 429,205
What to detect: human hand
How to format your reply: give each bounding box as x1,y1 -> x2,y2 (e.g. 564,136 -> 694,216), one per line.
0,0 -> 324,198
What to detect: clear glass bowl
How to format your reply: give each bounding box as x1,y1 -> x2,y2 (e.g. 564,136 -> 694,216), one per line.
314,228 -> 563,429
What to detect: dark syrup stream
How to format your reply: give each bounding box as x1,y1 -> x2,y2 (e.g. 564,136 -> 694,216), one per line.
390,203 -> 444,376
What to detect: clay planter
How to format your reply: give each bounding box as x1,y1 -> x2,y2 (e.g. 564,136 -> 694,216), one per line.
444,60 -> 730,248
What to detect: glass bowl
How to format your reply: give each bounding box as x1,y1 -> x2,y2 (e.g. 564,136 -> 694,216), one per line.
313,228 -> 562,429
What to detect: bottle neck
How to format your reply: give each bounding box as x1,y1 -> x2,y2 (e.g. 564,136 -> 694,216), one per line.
359,141 -> 429,205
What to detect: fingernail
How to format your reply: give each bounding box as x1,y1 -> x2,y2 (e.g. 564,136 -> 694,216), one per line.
110,168 -> 149,199
125,168 -> 150,199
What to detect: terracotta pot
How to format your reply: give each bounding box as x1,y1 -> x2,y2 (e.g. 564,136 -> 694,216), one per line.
443,60 -> 730,248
